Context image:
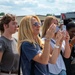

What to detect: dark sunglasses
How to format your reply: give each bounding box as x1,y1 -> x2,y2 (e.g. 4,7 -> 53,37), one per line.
33,22 -> 41,26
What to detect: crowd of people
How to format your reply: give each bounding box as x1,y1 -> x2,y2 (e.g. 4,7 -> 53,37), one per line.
0,13 -> 75,75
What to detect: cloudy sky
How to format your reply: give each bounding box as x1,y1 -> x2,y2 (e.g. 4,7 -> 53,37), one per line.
0,0 -> 75,16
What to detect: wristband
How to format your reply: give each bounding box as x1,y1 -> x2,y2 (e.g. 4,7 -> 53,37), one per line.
44,38 -> 50,41
54,44 -> 59,48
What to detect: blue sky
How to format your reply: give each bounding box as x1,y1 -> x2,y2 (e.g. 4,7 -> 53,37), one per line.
0,0 -> 75,16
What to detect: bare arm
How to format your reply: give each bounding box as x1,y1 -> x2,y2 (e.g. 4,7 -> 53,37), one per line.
33,39 -> 50,64
63,31 -> 71,58
64,41 -> 71,58
49,30 -> 63,64
33,24 -> 56,64
48,46 -> 60,64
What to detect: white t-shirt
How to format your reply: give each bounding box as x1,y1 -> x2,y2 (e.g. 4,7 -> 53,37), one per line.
48,39 -> 66,74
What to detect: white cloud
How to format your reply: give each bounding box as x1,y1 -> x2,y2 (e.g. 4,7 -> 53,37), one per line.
21,8 -> 36,15
0,5 -> 12,13
12,0 -> 38,5
0,0 -> 75,16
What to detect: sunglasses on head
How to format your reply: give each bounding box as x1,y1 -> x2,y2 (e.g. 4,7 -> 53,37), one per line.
33,22 -> 41,26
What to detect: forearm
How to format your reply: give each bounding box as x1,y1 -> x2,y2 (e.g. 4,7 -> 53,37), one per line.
64,41 -> 71,58
41,39 -> 50,64
49,41 -> 61,64
49,48 -> 59,64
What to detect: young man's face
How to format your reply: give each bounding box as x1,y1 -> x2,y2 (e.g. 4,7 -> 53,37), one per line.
7,20 -> 18,34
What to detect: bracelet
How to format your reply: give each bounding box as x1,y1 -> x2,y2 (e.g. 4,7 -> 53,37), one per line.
54,44 -> 59,48
44,38 -> 50,41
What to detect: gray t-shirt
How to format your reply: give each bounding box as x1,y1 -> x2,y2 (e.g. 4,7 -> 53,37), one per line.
0,36 -> 19,72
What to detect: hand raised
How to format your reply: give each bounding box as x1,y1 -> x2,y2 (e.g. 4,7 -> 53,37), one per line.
45,23 -> 56,39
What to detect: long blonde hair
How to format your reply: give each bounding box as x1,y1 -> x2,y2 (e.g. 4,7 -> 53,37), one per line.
18,15 -> 43,54
42,16 -> 58,38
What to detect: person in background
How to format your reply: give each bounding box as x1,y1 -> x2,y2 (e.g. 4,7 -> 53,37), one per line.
42,16 -> 71,75
0,14 -> 19,75
18,15 -> 56,75
42,16 -> 63,64
64,18 -> 72,25
63,21 -> 75,75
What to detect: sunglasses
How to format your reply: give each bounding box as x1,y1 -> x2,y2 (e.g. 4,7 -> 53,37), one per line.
33,22 -> 41,26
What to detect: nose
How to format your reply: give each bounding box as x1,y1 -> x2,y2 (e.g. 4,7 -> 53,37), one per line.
37,23 -> 41,26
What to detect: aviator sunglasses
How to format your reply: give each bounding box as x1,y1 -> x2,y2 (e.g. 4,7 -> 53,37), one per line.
33,22 -> 41,26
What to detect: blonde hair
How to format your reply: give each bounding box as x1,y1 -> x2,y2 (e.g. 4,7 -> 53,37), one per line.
18,15 -> 43,54
42,16 -> 58,38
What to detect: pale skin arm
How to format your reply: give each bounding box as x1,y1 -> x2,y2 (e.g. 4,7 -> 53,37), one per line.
48,30 -> 63,64
48,46 -> 60,64
33,24 -> 56,64
33,40 -> 50,64
62,31 -> 71,58
64,41 -> 71,58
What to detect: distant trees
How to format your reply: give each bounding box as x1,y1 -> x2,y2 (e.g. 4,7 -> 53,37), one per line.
0,12 -> 5,16
46,14 -> 55,16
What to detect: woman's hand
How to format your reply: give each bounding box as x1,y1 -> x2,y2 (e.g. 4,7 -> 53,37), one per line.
45,23 -> 56,40
55,30 -> 63,45
64,31 -> 70,42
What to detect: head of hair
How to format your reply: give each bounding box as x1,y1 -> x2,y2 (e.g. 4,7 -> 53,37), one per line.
0,13 -> 16,33
42,16 -> 57,38
66,22 -> 75,31
18,15 -> 43,53
63,18 -> 72,25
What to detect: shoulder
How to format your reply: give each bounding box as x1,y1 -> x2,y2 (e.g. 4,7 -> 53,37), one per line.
0,36 -> 4,40
0,37 -> 5,43
22,41 -> 34,47
21,41 -> 39,50
0,37 -> 6,52
21,41 -> 34,49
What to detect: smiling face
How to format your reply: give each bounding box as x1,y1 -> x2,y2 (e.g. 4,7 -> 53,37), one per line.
31,17 -> 41,36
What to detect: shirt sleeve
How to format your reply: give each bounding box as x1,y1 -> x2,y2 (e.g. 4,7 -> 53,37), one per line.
0,39 -> 6,52
21,42 -> 41,61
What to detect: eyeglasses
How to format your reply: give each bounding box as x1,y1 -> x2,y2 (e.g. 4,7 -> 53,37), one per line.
33,22 -> 41,26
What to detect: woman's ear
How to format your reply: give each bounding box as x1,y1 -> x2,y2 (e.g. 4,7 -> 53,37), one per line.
3,24 -> 9,29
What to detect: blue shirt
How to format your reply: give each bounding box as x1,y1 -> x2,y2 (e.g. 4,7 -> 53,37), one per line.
20,41 -> 48,75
